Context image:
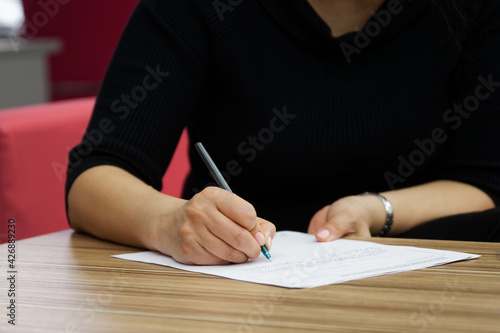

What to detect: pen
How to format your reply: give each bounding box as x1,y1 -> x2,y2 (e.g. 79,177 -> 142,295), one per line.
195,142 -> 272,262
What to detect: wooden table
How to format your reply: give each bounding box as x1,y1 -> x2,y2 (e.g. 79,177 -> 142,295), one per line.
1,230 -> 499,333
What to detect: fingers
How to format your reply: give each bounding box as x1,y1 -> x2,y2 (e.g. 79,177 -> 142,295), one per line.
308,205 -> 329,235
204,209 -> 261,259
309,202 -> 372,242
206,187 -> 268,246
315,216 -> 372,242
174,214 -> 252,265
209,187 -> 257,230
175,241 -> 230,266
175,187 -> 276,265
197,225 -> 250,264
258,217 -> 276,250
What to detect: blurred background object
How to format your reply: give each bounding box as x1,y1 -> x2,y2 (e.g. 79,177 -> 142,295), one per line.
0,0 -> 60,109
0,0 -> 189,243
0,0 -> 139,108
23,0 -> 140,100
0,37 -> 60,108
0,0 -> 25,37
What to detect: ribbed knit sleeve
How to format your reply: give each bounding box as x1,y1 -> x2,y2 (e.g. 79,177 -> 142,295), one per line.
65,0 -> 210,195
431,0 -> 500,205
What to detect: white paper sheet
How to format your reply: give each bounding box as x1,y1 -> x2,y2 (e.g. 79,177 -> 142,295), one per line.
113,231 -> 479,288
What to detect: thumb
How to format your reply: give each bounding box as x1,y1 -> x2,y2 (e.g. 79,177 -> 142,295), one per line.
315,216 -> 353,242
257,217 -> 276,250
316,216 -> 372,241
308,205 -> 329,235
249,220 -> 266,247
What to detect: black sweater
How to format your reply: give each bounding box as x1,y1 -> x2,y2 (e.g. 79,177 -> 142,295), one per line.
66,0 -> 500,232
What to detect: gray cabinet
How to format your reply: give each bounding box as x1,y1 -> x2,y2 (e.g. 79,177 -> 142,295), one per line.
0,38 -> 61,109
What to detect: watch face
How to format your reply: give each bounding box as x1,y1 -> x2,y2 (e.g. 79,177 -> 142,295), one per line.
0,0 -> 25,37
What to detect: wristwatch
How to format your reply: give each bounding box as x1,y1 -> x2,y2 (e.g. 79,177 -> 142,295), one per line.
362,192 -> 394,237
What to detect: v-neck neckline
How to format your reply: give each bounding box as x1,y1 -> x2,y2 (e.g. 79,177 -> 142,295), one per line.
298,0 -> 390,41
255,0 -> 432,60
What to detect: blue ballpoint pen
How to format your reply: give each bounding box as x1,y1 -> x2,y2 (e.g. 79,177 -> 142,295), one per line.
195,142 -> 272,262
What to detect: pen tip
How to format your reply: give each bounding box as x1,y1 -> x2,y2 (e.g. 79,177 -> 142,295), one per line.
268,258 -> 272,262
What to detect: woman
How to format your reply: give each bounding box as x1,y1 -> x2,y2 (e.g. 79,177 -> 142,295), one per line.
66,0 -> 500,265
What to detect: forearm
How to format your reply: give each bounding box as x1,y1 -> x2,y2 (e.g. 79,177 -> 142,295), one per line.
377,180 -> 495,236
67,165 -> 185,250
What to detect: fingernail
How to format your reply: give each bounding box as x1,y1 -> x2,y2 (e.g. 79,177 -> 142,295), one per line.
317,229 -> 330,240
255,232 -> 265,246
267,235 -> 272,250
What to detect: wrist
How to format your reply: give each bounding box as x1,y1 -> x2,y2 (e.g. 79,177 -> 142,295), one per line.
146,193 -> 186,253
359,192 -> 394,237
349,194 -> 387,236
340,195 -> 386,235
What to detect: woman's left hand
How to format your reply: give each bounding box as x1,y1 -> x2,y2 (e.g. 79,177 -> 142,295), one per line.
307,195 -> 385,241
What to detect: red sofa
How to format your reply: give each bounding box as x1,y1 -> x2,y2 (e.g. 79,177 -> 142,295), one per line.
0,98 -> 190,243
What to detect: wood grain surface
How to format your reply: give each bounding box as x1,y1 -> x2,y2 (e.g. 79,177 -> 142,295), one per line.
0,230 -> 499,333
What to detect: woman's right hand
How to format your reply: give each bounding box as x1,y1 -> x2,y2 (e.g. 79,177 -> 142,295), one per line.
152,187 -> 276,265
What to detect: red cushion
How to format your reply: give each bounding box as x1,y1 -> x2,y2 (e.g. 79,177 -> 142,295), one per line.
161,129 -> 190,198
0,98 -> 190,242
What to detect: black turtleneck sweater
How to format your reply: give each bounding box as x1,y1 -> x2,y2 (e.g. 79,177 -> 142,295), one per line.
66,0 -> 500,232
